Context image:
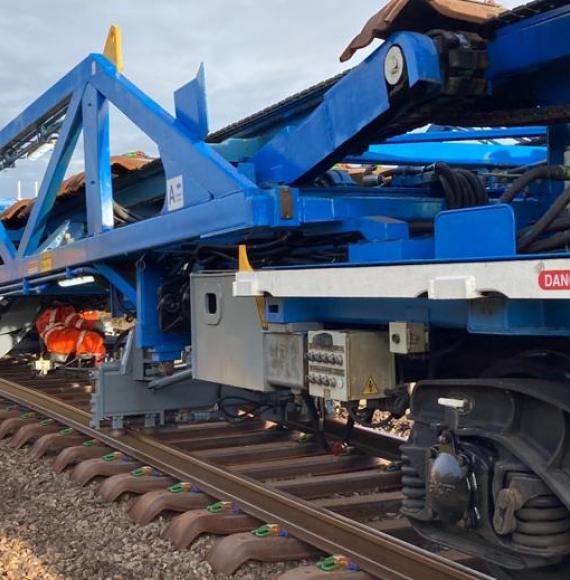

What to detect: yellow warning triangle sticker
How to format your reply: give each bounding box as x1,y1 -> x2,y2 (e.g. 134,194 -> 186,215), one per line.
362,376 -> 379,395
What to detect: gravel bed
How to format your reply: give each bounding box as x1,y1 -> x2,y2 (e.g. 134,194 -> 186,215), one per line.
374,411 -> 411,439
0,439 -> 305,579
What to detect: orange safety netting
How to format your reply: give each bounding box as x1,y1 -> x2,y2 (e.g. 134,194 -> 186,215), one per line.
35,305 -> 105,362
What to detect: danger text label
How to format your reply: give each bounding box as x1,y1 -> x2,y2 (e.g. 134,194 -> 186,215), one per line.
539,270 -> 570,290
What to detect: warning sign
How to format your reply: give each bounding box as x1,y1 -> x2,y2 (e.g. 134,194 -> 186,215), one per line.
166,175 -> 184,211
539,270 -> 570,290
362,376 -> 379,396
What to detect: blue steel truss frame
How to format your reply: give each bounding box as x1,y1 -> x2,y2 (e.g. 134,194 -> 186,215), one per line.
13,55 -> 261,256
0,53 -> 271,288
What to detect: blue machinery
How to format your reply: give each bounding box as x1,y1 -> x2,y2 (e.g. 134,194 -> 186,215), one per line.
6,0 -> 570,573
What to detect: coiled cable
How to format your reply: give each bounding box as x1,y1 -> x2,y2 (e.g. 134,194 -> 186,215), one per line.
435,162 -> 488,209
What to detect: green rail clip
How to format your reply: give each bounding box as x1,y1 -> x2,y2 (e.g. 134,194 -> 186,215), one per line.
82,439 -> 97,447
102,451 -> 127,462
39,418 -> 54,427
252,524 -> 289,538
58,427 -> 74,436
206,501 -> 239,514
168,482 -> 196,494
317,555 -> 358,572
131,466 -> 158,477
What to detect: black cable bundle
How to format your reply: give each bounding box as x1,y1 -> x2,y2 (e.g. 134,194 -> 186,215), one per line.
498,165 -> 570,253
434,162 -> 488,209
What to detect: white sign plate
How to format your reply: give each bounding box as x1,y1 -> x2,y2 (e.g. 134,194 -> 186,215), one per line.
166,175 -> 184,211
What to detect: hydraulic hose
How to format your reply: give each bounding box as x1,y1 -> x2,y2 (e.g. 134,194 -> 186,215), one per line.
518,212 -> 570,237
454,172 -> 475,207
546,213 -> 570,233
435,162 -> 461,209
434,162 -> 488,209
459,169 -> 488,205
518,185 -> 570,251
500,165 -> 570,203
526,229 -> 570,253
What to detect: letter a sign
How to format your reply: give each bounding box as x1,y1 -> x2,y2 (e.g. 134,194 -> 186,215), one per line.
166,175 -> 184,211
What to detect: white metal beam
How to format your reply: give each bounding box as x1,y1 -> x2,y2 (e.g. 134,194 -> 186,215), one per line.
233,258 -> 570,300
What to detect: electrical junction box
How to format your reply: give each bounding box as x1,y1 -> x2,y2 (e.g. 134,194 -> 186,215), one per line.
389,322 -> 429,354
307,330 -> 395,401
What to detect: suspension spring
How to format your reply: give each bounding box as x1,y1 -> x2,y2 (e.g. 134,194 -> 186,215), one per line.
401,453 -> 426,513
513,495 -> 570,550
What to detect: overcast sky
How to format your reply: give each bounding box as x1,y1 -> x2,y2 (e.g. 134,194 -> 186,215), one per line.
0,0 -> 521,199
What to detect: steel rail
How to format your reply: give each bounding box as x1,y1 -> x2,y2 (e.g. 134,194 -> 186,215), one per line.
0,377 -> 491,580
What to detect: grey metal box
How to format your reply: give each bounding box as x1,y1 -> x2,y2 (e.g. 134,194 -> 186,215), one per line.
389,322 -> 429,354
264,331 -> 306,389
307,330 -> 395,401
191,272 -> 273,392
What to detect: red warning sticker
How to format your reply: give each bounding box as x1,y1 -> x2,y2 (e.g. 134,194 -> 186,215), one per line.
539,270 -> 570,290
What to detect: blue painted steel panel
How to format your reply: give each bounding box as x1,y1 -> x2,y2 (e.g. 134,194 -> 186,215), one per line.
488,4 -> 570,82
435,205 -> 517,260
468,299 -> 570,336
37,221 -> 83,253
174,63 -> 209,140
265,296 -> 468,328
349,239 -> 434,263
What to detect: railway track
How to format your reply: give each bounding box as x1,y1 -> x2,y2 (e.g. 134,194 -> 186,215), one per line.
0,357 -> 491,579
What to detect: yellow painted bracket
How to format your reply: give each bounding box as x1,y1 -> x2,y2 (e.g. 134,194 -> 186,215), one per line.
238,245 -> 268,330
103,25 -> 124,72
238,245 -> 253,272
